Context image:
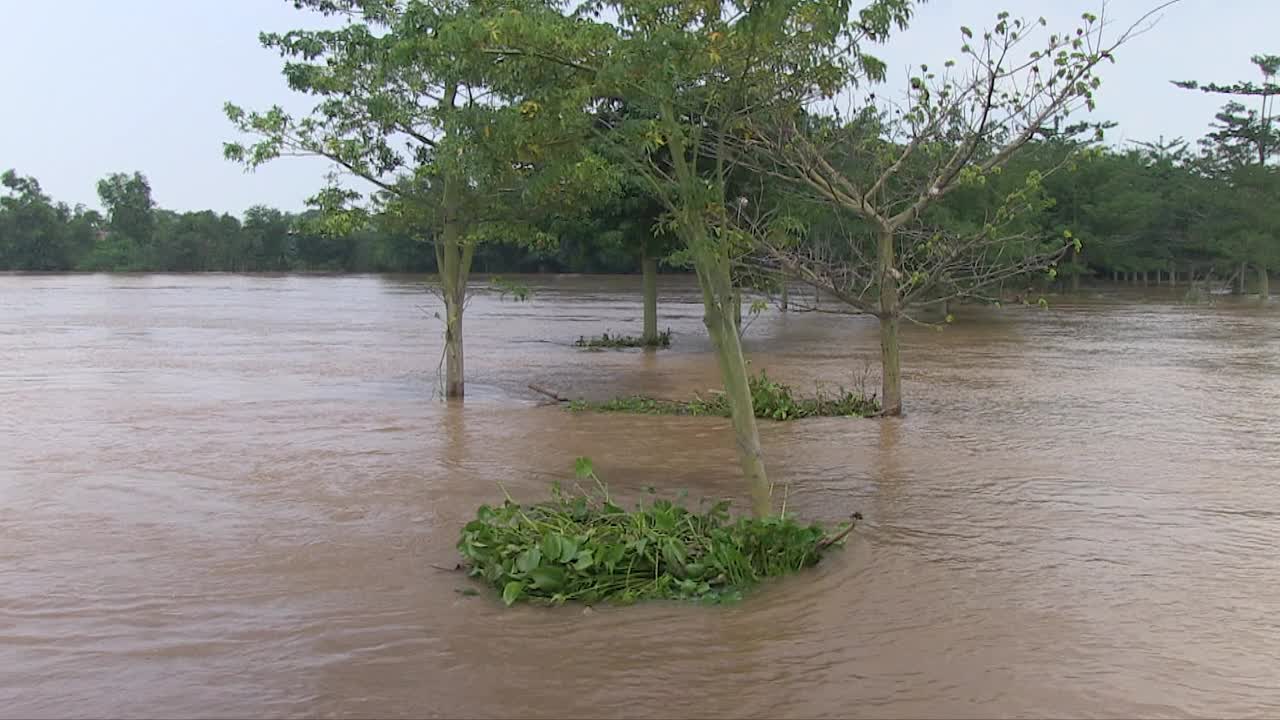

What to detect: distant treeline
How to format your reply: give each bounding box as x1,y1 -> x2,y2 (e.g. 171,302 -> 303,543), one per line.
3,138 -> 1277,283
0,170 -> 640,274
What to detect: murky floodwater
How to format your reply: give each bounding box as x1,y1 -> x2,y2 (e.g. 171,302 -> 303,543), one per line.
2,273 -> 1278,719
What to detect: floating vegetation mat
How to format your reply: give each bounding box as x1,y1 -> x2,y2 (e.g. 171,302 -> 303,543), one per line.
457,459 -> 858,606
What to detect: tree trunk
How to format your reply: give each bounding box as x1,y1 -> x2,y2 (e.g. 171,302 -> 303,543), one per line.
659,104 -> 770,517
1112,270 -> 1119,283
641,252 -> 659,345
1142,271 -> 1149,286
879,313 -> 902,416
878,226 -> 903,416
1237,262 -> 1248,295
435,83 -> 473,401
437,157 -> 472,400
439,226 -> 471,400
779,273 -> 789,311
693,248 -> 770,518
443,291 -> 464,398
1260,265 -> 1270,301
1068,245 -> 1081,293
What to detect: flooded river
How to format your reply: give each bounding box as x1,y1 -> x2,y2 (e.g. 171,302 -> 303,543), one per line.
2,274 -> 1278,718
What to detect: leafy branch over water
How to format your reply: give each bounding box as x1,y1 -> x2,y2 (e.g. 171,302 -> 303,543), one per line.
457,458 -> 859,606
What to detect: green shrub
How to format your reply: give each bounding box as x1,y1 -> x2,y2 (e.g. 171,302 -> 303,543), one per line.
457,458 -> 856,606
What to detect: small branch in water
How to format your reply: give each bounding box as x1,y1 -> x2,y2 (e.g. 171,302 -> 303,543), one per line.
818,512 -> 863,550
430,563 -> 463,572
528,384 -> 571,403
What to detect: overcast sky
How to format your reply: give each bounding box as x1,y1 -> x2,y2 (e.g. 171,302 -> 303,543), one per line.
2,0 -> 1275,215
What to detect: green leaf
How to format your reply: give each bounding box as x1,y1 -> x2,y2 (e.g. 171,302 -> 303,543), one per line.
574,456 -> 594,480
663,538 -> 689,570
502,581 -> 525,606
516,547 -> 542,574
529,566 -> 566,592
960,26 -> 973,39
559,536 -> 580,563
541,533 -> 564,562
573,549 -> 595,571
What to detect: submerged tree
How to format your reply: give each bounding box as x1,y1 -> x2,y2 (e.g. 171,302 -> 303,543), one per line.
226,0 -> 609,398
746,5 -> 1175,415
485,0 -> 915,516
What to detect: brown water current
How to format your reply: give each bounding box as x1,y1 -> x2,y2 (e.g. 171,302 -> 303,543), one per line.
2,273 -> 1279,719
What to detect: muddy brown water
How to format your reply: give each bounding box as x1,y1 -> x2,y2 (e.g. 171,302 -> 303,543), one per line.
2,274 -> 1279,719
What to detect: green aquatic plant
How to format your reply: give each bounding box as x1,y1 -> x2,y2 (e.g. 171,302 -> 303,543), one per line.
457,458 -> 858,606
574,329 -> 673,349
569,371 -> 879,421
567,396 -> 701,415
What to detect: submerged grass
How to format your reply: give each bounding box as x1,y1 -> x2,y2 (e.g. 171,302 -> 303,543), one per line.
574,329 -> 673,349
457,458 -> 857,606
568,370 -> 879,421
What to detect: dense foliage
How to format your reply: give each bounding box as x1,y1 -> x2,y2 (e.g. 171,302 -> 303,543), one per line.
457,459 -> 852,605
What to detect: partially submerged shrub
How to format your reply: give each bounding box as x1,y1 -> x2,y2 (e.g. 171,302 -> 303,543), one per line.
568,396 -> 697,415
735,370 -> 879,420
457,458 -> 857,606
574,329 -> 672,349
570,370 -> 879,420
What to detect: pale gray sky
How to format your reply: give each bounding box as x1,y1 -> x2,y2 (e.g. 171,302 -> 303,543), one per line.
1,0 -> 1275,215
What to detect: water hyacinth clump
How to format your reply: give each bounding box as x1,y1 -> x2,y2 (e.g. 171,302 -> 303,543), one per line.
457,459 -> 855,606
